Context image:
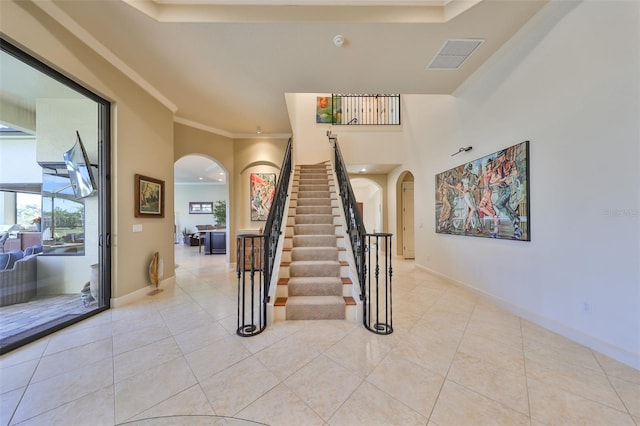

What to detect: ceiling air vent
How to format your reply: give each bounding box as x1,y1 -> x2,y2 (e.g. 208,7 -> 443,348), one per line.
426,39 -> 485,70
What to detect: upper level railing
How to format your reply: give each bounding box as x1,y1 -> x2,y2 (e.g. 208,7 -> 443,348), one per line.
328,94 -> 400,125
236,138 -> 292,337
328,132 -> 393,334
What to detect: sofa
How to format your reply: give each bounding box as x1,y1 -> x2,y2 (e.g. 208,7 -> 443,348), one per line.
0,245 -> 42,307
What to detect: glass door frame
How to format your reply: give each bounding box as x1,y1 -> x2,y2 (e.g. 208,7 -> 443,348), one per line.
0,37 -> 111,354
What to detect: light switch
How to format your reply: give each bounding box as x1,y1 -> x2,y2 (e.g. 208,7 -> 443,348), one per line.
133,224 -> 143,232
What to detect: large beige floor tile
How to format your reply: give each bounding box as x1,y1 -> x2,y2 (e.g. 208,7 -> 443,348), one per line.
324,328 -> 394,378
430,380 -> 529,426
329,381 -> 427,426
0,358 -> 38,393
128,384 -> 215,421
608,375 -> 640,419
200,356 -> 280,417
366,351 -> 444,418
172,321 -> 230,355
528,377 -> 634,425
12,358 -> 114,424
114,356 -> 197,424
236,383 -> 325,426
16,385 -> 114,426
0,387 -> 24,426
114,336 -> 183,383
112,322 -> 173,356
447,351 -> 529,415
525,356 -> 626,411
31,337 -> 112,383
284,354 -> 363,420
185,335 -> 251,382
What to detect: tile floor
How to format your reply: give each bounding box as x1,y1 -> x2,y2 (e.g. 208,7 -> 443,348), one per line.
1,244 -> 638,426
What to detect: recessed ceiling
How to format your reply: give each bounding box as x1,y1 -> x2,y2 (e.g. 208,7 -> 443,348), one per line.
33,0 -> 547,136
3,0 -> 548,180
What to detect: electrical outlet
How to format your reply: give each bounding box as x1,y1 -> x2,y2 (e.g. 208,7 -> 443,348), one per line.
583,302 -> 592,314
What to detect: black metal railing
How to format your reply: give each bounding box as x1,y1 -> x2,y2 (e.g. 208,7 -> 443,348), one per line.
330,94 -> 400,125
236,138 -> 292,337
363,233 -> 393,334
329,132 -> 393,334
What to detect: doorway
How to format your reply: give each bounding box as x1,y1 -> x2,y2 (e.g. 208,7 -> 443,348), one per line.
396,171 -> 415,259
0,39 -> 111,354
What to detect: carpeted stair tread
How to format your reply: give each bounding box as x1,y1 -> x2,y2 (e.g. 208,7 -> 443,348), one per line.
295,206 -> 333,215
293,235 -> 336,247
296,198 -> 332,206
294,214 -> 334,224
294,224 -> 336,235
285,296 -> 346,320
291,246 -> 338,261
288,277 -> 343,296
289,260 -> 340,277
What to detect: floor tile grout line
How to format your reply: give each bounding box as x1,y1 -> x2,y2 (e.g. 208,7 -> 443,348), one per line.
422,289 -> 478,424
519,317 -> 533,425
593,348 -> 637,420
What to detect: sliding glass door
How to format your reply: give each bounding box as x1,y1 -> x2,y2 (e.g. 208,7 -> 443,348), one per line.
0,38 -> 111,354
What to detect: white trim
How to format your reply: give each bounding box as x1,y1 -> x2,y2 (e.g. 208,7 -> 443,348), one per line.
110,276 -> 176,308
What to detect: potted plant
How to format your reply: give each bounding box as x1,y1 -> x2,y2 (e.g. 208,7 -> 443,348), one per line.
213,200 -> 226,229
32,216 -> 41,232
181,227 -> 191,244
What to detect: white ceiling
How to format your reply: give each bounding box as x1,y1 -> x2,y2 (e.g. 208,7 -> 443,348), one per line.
2,0 -> 548,182
38,0 -> 546,136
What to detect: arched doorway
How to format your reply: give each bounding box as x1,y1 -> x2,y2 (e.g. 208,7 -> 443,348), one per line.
174,154 -> 229,260
396,171 -> 415,259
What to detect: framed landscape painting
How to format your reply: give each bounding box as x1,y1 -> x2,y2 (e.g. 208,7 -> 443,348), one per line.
435,140 -> 530,241
250,173 -> 276,221
135,174 -> 165,218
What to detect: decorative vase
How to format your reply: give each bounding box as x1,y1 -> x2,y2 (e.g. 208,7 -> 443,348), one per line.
148,252 -> 164,295
89,263 -> 99,300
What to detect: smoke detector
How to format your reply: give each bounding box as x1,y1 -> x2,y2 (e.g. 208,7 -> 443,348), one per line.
333,35 -> 345,47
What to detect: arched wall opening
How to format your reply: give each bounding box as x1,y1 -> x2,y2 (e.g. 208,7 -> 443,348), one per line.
174,154 -> 230,259
395,171 -> 415,258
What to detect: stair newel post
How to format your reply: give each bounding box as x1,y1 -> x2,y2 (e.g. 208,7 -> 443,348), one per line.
236,234 -> 267,337
363,233 -> 393,335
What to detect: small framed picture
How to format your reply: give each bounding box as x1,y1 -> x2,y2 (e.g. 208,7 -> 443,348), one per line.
189,202 -> 213,214
135,174 -> 165,218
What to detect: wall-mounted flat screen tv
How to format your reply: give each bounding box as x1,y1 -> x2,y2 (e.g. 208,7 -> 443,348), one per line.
63,130 -> 97,199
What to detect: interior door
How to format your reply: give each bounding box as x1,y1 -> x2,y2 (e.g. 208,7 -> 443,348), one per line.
402,181 -> 415,259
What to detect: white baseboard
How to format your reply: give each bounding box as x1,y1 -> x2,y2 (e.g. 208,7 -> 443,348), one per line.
110,275 -> 176,308
415,263 -> 640,371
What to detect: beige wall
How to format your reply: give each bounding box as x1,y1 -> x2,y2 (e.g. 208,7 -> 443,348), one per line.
233,138 -> 289,232
173,125 -> 288,262
174,123 -> 235,259
2,0 -> 176,300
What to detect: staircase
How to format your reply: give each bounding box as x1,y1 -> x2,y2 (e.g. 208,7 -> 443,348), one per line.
275,162 -> 356,320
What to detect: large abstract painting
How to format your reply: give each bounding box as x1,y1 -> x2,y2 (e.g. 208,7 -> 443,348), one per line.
250,173 -> 276,221
435,141 -> 530,241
